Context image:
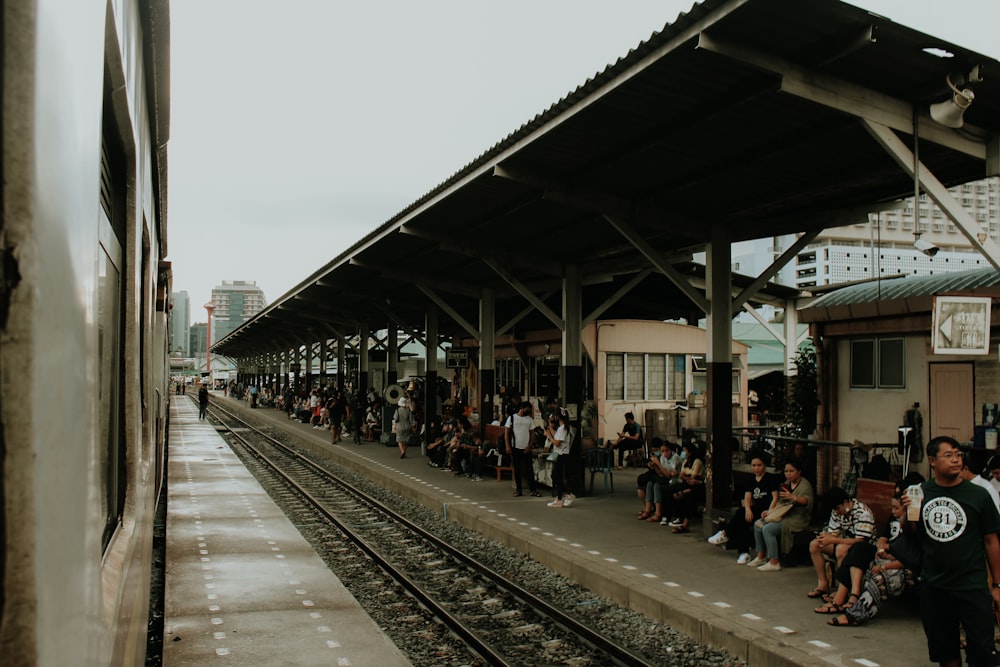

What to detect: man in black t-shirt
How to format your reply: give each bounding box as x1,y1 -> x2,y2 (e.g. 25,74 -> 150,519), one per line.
609,412 -> 644,469
906,436 -> 1000,667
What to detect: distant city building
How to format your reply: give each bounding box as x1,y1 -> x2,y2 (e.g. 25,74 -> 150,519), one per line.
189,322 -> 208,358
210,280 -> 267,344
729,176 -> 1000,289
169,291 -> 190,357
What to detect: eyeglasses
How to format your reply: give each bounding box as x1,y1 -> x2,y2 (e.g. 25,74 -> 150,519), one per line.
935,451 -> 964,460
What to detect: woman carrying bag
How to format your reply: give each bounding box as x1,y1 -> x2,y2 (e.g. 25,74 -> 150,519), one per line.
748,458 -> 814,572
545,409 -> 576,508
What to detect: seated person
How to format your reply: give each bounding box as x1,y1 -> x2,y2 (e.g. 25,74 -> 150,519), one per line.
823,494 -> 921,626
425,415 -> 448,468
637,439 -> 681,522
607,412 -> 644,470
363,403 -> 381,441
663,442 -> 705,533
708,452 -> 779,563
748,457 -> 814,571
806,486 -> 877,599
450,416 -> 484,480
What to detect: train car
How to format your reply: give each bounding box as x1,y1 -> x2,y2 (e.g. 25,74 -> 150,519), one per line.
1,1 -> 170,665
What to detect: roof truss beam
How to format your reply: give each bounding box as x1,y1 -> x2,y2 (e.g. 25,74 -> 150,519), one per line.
603,214 -> 711,314
416,285 -> 480,341
696,31 -> 987,160
480,257 -> 565,331
863,119 -> 1000,273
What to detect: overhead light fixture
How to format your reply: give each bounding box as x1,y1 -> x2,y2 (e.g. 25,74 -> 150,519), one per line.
914,235 -> 939,257
929,72 -> 975,128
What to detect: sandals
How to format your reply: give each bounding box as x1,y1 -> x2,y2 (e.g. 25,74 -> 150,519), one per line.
844,593 -> 859,609
637,511 -> 652,520
672,525 -> 690,534
814,602 -> 843,614
806,588 -> 831,599
828,614 -> 862,627
646,514 -> 662,523
513,492 -> 522,497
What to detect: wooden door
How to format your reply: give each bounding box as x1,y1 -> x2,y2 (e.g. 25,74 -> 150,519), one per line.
930,363 -> 974,443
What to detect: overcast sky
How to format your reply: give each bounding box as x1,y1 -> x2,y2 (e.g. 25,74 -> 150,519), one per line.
167,0 -> 999,322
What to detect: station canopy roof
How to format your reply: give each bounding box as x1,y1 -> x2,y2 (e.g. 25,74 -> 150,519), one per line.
214,0 -> 1000,358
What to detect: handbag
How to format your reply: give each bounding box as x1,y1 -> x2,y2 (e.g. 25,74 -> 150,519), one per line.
764,502 -> 793,523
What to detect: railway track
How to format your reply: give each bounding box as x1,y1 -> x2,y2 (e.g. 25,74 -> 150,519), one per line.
207,403 -> 654,667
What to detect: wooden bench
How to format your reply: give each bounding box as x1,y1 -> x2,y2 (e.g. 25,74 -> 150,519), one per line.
484,424 -> 514,481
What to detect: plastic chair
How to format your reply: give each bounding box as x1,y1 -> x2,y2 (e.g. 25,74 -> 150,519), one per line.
587,447 -> 614,494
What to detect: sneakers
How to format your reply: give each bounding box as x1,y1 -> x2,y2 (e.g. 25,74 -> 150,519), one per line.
736,552 -> 751,565
757,561 -> 782,572
746,556 -> 768,567
660,517 -> 671,526
562,494 -> 575,507
708,530 -> 729,546
547,499 -> 564,507
668,517 -> 684,527
471,475 -> 483,482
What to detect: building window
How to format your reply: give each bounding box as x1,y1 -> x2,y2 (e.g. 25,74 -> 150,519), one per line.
607,352 -> 688,401
606,353 -> 624,400
626,353 -> 644,400
850,337 -> 905,389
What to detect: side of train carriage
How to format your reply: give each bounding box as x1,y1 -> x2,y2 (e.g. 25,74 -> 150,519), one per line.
2,1 -> 171,665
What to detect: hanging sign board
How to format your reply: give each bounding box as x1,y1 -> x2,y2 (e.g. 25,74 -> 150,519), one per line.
932,295 -> 991,355
446,348 -> 470,368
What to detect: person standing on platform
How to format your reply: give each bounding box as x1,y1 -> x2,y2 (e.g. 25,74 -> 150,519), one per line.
393,396 -> 414,459
198,384 -> 209,420
506,401 -> 541,497
545,408 -> 576,507
249,383 -> 258,408
905,436 -> 1000,667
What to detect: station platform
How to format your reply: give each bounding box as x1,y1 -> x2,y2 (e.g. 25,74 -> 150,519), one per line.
210,391 -> 938,667
162,398 -> 410,667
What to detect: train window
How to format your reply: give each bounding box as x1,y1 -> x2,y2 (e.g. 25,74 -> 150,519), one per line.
99,129 -> 127,552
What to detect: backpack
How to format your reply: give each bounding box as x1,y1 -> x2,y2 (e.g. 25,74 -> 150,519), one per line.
863,453 -> 890,481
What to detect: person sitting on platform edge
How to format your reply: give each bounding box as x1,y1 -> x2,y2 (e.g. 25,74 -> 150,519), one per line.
823,494 -> 921,627
708,452 -> 779,564
747,457 -> 814,571
606,411 -> 643,470
806,486 -> 877,599
662,441 -> 705,533
636,439 -> 681,522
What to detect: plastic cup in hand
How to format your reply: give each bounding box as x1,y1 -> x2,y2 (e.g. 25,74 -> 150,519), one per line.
906,484 -> 923,521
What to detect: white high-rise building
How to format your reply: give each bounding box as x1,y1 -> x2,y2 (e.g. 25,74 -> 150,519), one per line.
210,280 -> 267,344
732,177 -> 999,289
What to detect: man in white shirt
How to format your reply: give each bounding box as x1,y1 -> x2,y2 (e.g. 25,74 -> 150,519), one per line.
505,401 -> 540,497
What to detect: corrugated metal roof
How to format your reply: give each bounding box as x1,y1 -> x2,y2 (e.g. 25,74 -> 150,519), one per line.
800,267 -> 1000,322
214,0 -> 1000,357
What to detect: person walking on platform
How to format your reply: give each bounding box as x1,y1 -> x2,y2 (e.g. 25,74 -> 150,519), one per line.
905,436 -> 1000,667
198,384 -> 209,420
505,401 -> 541,497
249,384 -> 259,408
393,396 -> 414,459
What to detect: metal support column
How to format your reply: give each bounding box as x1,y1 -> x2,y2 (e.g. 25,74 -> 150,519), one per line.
562,264 -> 585,496
705,225 -> 734,530
479,289 -> 496,432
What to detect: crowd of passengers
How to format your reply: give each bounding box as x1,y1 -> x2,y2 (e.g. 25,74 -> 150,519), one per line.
631,434 -> 1000,636
425,398 -> 579,507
